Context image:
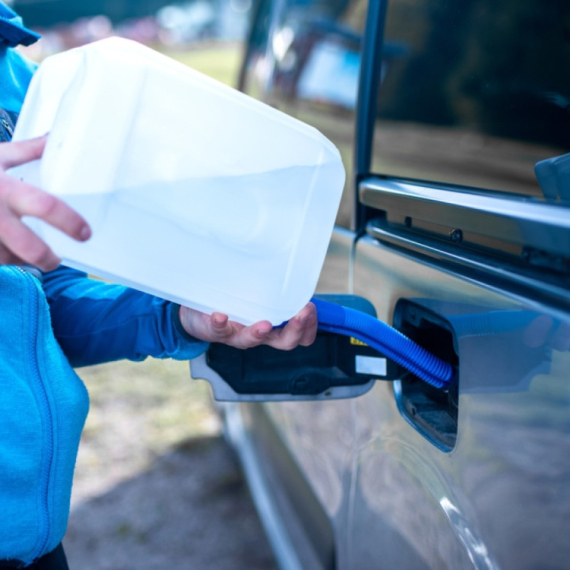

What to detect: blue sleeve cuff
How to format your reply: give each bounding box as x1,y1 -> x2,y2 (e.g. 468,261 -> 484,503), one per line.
169,302 -> 210,361
42,265 -> 209,366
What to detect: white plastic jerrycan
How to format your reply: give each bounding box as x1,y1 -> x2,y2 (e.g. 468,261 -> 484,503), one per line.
10,37 -> 345,325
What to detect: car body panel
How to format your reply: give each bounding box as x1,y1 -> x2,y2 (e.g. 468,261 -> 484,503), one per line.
243,228 -> 356,568
350,237 -> 570,569
224,0 -> 570,568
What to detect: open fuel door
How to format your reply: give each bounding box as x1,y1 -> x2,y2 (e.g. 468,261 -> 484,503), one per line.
190,295 -> 400,402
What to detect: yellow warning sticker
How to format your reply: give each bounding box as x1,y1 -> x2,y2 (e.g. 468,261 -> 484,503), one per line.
350,337 -> 368,347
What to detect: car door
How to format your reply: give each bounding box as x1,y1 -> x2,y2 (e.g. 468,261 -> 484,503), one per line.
348,1 -> 570,569
199,1 -> 570,569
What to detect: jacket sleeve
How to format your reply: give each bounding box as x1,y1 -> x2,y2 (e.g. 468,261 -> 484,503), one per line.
42,265 -> 209,367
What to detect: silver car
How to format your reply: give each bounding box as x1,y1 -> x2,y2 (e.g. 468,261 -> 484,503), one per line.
194,0 -> 570,568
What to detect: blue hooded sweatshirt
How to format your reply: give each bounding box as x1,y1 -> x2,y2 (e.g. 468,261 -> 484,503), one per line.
0,5 -> 208,566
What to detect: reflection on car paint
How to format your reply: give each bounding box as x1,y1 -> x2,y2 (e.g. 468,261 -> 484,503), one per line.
535,152 -> 570,202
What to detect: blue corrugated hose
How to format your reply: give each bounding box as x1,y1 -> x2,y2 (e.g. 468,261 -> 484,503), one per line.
312,298 -> 454,389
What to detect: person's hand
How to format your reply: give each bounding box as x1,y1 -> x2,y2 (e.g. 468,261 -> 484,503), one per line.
0,135 -> 91,271
179,302 -> 318,350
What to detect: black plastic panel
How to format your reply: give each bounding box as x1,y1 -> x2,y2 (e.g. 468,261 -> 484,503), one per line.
393,299 -> 460,452
206,294 -> 398,396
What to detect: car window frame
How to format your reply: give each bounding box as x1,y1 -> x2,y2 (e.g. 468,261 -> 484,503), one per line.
354,0 -> 570,315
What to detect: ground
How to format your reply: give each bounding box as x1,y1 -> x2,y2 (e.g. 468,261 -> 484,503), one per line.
64,359 -> 277,570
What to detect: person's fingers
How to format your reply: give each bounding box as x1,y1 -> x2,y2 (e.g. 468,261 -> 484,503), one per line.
179,304 -> 317,349
264,303 -> 317,350
207,312 -> 239,342
265,314 -> 307,350
1,175 -> 91,242
0,241 -> 24,266
184,310 -> 248,345
0,136 -> 89,269
0,136 -> 47,169
298,303 -> 317,346
0,208 -> 60,270
235,320 -> 273,349
210,314 -> 273,349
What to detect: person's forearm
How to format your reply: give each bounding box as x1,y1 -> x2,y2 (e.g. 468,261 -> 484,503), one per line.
43,265 -> 208,367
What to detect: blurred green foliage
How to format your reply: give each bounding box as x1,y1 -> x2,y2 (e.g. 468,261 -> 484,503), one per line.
163,45 -> 242,87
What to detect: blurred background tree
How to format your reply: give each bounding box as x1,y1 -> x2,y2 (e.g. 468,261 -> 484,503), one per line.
12,0 -> 251,32
12,0 -> 174,26
11,0 -> 252,56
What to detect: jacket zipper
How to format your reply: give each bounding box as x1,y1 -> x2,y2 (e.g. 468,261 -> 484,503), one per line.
15,267 -> 54,560
2,117 -> 13,137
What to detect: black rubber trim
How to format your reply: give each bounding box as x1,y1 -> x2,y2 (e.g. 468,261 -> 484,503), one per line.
353,0 -> 389,231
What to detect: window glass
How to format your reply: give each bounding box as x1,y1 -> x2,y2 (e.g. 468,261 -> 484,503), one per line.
373,0 -> 570,204
240,0 -> 274,99
243,0 -> 368,227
